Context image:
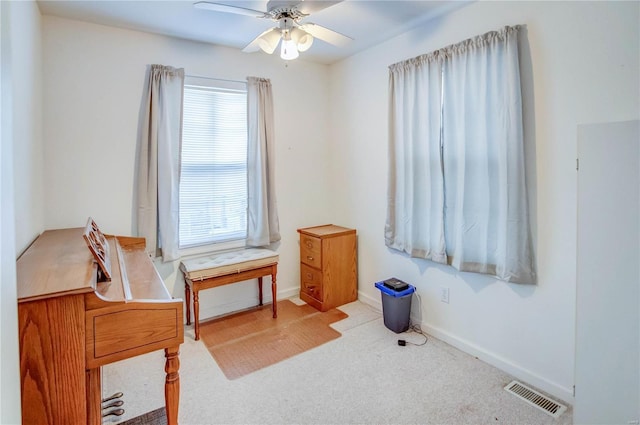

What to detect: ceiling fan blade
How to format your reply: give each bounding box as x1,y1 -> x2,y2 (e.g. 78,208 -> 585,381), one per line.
298,22 -> 352,46
193,2 -> 269,18
242,27 -> 281,54
266,0 -> 342,15
296,0 -> 342,15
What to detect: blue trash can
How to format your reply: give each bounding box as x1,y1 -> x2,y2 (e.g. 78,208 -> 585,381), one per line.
375,280 -> 415,333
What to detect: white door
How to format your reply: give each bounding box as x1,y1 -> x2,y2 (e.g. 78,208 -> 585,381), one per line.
575,120 -> 639,424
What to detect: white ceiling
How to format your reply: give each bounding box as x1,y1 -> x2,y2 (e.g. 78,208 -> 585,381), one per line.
37,0 -> 469,64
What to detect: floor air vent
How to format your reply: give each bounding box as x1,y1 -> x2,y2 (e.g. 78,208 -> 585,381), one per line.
504,380 -> 567,418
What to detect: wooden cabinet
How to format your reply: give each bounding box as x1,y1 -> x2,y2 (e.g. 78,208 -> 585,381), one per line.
297,224 -> 357,311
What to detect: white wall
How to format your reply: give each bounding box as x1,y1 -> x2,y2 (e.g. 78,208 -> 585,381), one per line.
11,1 -> 43,255
1,1 -> 43,423
42,16 -> 333,317
328,0 -> 639,403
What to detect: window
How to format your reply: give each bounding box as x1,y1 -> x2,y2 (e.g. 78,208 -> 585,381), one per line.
386,26 -> 536,284
179,77 -> 248,249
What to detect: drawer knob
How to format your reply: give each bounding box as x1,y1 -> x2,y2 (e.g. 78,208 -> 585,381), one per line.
306,273 -> 312,279
307,256 -> 313,261
306,242 -> 313,248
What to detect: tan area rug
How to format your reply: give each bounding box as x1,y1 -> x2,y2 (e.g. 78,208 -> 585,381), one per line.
199,299 -> 348,380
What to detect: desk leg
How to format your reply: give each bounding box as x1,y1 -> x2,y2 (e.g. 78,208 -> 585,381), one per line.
184,282 -> 191,326
271,269 -> 277,318
258,277 -> 263,306
193,290 -> 200,341
164,346 -> 180,425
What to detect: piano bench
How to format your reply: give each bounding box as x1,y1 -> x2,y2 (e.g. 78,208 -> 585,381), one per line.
180,248 -> 279,340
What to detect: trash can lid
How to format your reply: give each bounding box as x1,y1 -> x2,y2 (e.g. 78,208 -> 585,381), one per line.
375,281 -> 415,297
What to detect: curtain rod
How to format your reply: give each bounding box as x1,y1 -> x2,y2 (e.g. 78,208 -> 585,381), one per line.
185,74 -> 246,84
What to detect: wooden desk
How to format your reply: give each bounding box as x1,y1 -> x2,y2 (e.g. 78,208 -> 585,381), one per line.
181,249 -> 278,340
17,227 -> 183,425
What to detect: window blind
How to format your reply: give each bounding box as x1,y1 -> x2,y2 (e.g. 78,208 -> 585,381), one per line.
179,80 -> 248,248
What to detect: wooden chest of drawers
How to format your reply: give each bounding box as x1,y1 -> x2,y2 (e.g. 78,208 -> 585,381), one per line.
297,224 -> 357,311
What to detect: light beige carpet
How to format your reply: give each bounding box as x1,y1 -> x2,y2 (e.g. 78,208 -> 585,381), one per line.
198,299 -> 348,380
104,300 -> 573,424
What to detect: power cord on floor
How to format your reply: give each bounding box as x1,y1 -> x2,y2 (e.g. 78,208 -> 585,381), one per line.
396,291 -> 427,346
398,323 -> 428,347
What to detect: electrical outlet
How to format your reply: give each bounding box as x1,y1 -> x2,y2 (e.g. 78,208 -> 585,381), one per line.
440,286 -> 450,304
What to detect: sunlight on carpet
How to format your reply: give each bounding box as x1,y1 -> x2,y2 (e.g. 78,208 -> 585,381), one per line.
199,299 -> 347,380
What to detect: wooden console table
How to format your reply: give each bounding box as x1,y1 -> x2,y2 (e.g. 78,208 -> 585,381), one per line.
180,248 -> 279,340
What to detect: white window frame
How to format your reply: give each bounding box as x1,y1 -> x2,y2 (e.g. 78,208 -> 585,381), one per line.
178,76 -> 248,257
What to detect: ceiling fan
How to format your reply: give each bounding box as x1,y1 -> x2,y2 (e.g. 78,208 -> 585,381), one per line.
193,0 -> 353,60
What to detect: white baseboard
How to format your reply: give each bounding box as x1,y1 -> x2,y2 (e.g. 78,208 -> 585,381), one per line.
357,290 -> 574,405
358,290 -> 382,312
278,287 -> 300,300
422,323 -> 574,405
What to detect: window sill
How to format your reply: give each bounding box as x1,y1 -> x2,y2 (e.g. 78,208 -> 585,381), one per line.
179,239 -> 246,259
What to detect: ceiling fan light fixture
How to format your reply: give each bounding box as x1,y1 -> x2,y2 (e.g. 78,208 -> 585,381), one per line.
280,36 -> 299,60
257,29 -> 281,54
291,27 -> 314,52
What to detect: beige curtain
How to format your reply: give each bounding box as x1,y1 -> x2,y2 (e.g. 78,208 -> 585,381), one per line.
386,26 -> 536,284
136,64 -> 184,261
441,26 -> 535,284
246,77 -> 280,246
386,50 -> 447,264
